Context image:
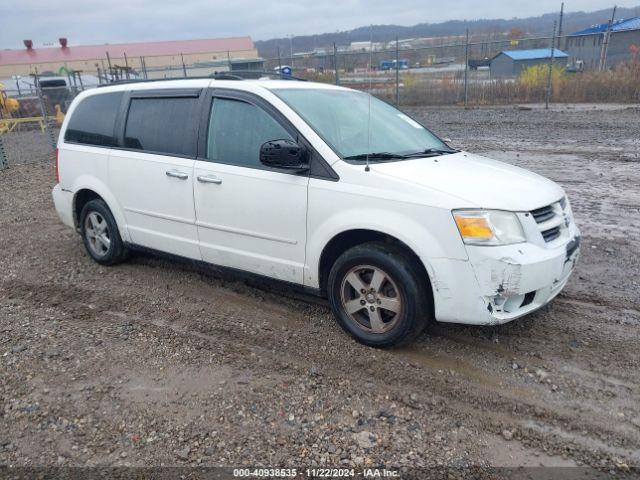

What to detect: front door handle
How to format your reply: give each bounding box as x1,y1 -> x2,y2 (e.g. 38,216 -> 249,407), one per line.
197,175 -> 223,185
166,170 -> 189,180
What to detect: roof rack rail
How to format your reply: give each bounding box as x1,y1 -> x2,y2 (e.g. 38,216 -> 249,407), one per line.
97,71 -> 307,88
97,76 -> 213,87
209,70 -> 307,81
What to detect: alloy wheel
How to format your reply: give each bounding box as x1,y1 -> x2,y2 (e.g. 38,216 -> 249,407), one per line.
84,211 -> 111,257
339,265 -> 402,334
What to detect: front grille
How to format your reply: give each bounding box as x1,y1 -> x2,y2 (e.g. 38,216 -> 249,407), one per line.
531,205 -> 555,223
530,199 -> 568,244
541,226 -> 561,242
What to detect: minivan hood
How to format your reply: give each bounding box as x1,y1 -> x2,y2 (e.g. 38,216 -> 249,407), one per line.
371,151 -> 564,211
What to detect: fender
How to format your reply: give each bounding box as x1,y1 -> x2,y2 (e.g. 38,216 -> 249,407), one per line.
71,174 -> 131,243
304,205 -> 468,289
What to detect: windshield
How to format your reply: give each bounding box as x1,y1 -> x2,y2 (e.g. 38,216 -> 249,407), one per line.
273,88 -> 450,161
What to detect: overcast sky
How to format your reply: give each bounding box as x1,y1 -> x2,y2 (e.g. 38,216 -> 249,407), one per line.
2,0 -> 639,49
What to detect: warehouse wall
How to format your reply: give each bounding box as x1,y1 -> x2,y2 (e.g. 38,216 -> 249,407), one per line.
0,48 -> 259,77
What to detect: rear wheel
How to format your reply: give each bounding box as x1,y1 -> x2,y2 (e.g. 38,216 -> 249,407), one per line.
80,199 -> 128,265
327,242 -> 430,347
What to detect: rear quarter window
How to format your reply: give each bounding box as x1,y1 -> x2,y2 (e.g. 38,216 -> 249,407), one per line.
64,92 -> 123,147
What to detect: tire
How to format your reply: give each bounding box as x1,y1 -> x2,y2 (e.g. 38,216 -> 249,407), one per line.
79,199 -> 129,266
327,241 -> 431,348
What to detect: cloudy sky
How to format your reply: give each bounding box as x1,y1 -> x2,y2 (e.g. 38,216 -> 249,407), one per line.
2,0 -> 639,48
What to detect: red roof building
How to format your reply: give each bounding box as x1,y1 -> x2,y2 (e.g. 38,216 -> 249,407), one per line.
0,36 -> 257,76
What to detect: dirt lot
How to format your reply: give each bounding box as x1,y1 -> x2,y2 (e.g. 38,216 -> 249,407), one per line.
1,104 -> 639,475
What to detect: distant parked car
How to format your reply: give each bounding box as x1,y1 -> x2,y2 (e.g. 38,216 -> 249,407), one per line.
52,79 -> 580,347
380,59 -> 409,70
468,58 -> 492,70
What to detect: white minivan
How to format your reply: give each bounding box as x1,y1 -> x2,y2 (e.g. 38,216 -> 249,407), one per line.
52,78 -> 580,347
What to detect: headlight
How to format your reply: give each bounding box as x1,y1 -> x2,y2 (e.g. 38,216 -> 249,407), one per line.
453,210 -> 525,246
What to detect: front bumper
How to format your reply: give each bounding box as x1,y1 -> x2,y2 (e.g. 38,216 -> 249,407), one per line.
428,232 -> 580,326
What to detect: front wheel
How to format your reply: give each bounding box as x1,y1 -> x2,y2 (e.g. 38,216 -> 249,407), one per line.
327,242 -> 431,347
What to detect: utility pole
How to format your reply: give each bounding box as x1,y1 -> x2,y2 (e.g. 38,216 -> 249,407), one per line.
464,29 -> 469,108
545,21 -> 557,110
599,5 -> 617,71
557,2 -> 564,50
395,37 -> 400,106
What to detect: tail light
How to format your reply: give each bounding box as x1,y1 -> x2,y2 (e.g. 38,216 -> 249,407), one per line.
55,148 -> 60,184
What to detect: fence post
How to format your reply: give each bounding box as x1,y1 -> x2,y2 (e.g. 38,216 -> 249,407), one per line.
0,135 -> 7,170
35,75 -> 57,152
334,43 -> 339,85
277,47 -> 282,78
124,52 -> 131,79
464,29 -> 469,108
181,53 -> 187,77
140,57 -> 148,79
395,37 -> 400,106
545,21 -> 557,110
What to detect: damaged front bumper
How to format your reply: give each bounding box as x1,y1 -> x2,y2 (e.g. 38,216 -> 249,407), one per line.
428,231 -> 580,326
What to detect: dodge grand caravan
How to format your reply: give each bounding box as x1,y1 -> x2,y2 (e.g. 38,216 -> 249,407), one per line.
52,79 -> 580,347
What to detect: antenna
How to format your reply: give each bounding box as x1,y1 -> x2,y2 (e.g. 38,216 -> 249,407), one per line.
365,25 -> 373,172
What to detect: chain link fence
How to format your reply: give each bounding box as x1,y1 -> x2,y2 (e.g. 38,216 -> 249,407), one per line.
1,30 -> 638,170
0,74 -> 85,169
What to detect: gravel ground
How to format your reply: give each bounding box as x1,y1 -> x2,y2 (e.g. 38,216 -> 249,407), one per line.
1,104 -> 639,475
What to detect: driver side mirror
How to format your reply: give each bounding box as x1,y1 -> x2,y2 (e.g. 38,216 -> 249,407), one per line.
260,139 -> 309,170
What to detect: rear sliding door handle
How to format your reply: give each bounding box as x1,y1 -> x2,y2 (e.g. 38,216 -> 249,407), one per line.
166,170 -> 189,180
197,175 -> 223,185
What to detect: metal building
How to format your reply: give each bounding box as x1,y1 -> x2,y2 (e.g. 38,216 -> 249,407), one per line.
0,37 -> 259,78
565,16 -> 640,70
490,49 -> 569,78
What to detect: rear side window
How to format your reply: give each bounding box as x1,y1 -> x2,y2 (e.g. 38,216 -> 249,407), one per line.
64,92 -> 123,147
124,97 -> 198,157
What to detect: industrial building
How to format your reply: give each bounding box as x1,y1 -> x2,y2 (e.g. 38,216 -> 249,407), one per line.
0,36 -> 259,78
490,48 -> 568,78
565,16 -> 640,69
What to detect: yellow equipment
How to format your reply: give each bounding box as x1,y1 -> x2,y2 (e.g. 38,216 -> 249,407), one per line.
0,83 -> 20,114
55,104 -> 65,125
1,82 -> 21,134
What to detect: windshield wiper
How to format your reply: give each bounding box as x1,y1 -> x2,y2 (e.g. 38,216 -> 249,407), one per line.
401,148 -> 458,158
343,152 -> 409,161
344,148 -> 458,162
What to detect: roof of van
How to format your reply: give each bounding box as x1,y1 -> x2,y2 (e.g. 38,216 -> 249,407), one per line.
89,78 -> 350,94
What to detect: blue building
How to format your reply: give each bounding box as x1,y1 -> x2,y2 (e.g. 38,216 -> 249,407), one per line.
565,16 -> 640,69
490,49 -> 569,78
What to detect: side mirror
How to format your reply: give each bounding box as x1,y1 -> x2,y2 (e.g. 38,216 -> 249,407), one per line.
260,139 -> 308,170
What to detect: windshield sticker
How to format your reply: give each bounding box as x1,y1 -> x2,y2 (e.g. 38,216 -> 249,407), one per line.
397,114 -> 423,129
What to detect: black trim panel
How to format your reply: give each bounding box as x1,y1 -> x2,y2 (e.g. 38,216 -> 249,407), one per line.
129,88 -> 202,98
126,242 -> 324,299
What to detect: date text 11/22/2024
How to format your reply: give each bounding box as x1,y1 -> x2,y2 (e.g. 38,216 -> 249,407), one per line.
232,468 -> 400,477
